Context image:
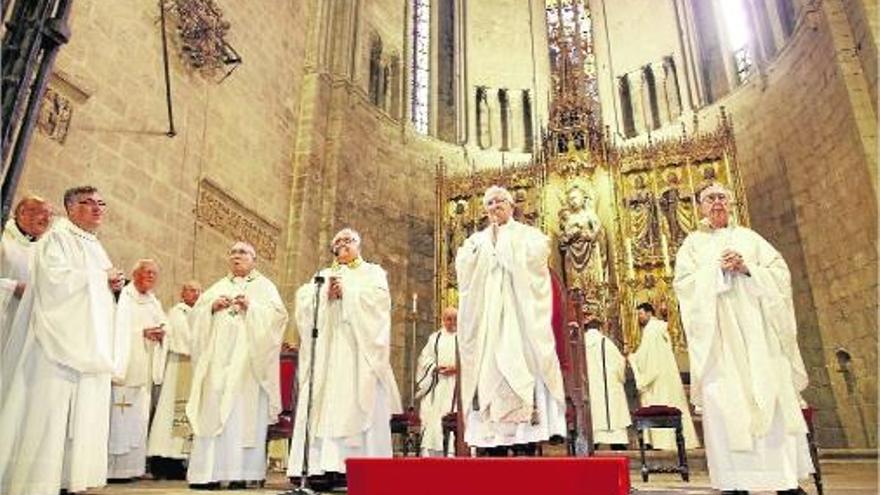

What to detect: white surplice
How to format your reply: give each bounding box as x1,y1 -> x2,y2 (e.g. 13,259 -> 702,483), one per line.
674,224 -> 813,491
186,271 -> 287,484
455,220 -> 566,448
628,317 -> 699,450
148,301 -> 195,459
0,217 -> 128,495
583,328 -> 631,446
0,220 -> 37,381
287,258 -> 402,476
108,284 -> 168,478
416,328 -> 458,456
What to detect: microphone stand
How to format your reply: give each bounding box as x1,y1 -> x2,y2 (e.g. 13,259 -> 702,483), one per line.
283,275 -> 325,495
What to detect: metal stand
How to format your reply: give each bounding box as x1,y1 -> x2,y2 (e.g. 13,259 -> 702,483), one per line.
281,275 -> 325,495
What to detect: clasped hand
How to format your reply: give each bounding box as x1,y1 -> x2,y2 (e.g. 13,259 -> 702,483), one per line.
328,278 -> 343,300
212,294 -> 249,313
143,325 -> 165,343
438,365 -> 457,376
720,249 -> 749,275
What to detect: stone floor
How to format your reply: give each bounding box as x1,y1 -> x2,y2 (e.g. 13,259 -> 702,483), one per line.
86,459 -> 877,494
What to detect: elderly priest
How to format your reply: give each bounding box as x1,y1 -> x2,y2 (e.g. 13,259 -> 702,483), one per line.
186,241 -> 288,490
674,182 -> 813,494
108,259 -> 168,480
455,185 -> 566,456
287,228 -> 402,487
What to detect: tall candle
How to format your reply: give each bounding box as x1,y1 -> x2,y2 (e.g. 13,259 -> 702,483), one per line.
412,293 -> 418,313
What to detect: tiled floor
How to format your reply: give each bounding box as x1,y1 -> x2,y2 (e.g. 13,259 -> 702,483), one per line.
87,459 -> 877,494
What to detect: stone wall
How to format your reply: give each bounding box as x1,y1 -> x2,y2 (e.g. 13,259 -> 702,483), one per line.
14,0 -> 309,310
592,0 -> 878,447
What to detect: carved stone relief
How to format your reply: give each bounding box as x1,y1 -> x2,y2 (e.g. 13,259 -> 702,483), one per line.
196,179 -> 281,261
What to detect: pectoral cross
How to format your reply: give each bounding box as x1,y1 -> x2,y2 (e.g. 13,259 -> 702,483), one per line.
113,394 -> 133,414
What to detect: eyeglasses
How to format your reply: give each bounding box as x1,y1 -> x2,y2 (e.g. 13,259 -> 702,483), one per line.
333,237 -> 357,246
701,193 -> 729,204
77,199 -> 108,209
229,248 -> 254,256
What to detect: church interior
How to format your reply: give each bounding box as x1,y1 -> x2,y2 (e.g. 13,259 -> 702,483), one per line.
1,0 -> 877,493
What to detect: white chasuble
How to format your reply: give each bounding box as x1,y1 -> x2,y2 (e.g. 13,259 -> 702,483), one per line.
455,220 -> 566,448
287,259 -> 402,476
674,224 -> 813,491
186,271 -> 287,484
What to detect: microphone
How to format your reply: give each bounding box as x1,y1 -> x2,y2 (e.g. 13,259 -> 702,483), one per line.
314,275 -> 326,285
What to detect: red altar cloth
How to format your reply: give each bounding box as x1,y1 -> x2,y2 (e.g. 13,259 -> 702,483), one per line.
346,457 -> 630,495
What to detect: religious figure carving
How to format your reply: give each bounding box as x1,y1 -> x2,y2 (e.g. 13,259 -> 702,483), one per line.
37,87 -> 73,144
196,180 -> 280,260
445,198 -> 473,286
658,171 -> 695,254
698,165 -> 718,191
558,185 -> 606,293
625,175 -> 661,265
512,187 -> 539,226
477,87 -> 491,149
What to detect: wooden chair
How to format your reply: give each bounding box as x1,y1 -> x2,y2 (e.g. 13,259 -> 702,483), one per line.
632,405 -> 689,482
802,406 -> 824,495
390,407 -> 422,456
267,348 -> 299,443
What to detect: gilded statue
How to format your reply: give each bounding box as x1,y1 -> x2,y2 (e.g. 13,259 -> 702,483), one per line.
557,185 -> 606,292
445,199 -> 473,286
513,187 -> 539,226
625,175 -> 661,265
658,171 -> 695,254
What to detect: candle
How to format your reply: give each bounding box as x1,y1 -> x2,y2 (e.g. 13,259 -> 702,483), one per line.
412,293 -> 418,313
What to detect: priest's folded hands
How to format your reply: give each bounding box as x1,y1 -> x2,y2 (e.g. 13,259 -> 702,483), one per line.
232,293 -> 249,312
142,324 -> 166,343
211,295 -> 233,313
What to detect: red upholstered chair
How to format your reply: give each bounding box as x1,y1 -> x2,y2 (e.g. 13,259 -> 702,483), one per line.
632,405 -> 689,482
802,406 -> 824,495
267,348 -> 299,442
390,407 -> 422,456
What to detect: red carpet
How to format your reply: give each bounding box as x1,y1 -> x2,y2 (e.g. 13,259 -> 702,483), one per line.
346,457 -> 630,495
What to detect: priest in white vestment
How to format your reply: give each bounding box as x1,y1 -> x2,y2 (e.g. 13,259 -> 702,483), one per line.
0,196 -> 53,377
416,306 -> 459,456
628,302 -> 699,450
0,186 -> 127,495
186,241 -> 288,489
108,260 -> 168,480
287,228 -> 402,485
456,186 -> 566,455
148,280 -> 201,478
674,183 -> 813,494
583,320 -> 631,449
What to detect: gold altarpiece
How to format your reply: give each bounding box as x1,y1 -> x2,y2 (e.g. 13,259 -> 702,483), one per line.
434,111 -> 749,354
